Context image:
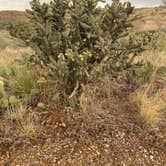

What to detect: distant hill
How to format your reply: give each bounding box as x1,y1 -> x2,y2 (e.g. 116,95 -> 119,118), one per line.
133,7 -> 166,32
0,11 -> 28,24
0,7 -> 166,31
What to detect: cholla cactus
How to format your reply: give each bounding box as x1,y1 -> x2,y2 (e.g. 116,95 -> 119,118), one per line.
10,0 -> 145,95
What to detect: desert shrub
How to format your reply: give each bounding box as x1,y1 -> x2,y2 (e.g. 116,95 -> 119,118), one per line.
10,0 -> 146,96
127,29 -> 166,86
0,23 -> 11,30
9,23 -> 34,45
131,29 -> 166,49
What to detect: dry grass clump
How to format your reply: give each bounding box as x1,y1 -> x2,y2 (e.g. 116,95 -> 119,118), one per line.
2,46 -> 33,57
147,50 -> 166,68
3,102 -> 36,137
133,32 -> 166,68
4,104 -> 26,122
0,30 -> 33,69
79,75 -> 121,116
131,67 -> 166,127
132,32 -> 166,127
17,115 -> 36,137
0,46 -> 32,60
133,88 -> 166,127
0,46 -> 33,68
4,104 -> 36,137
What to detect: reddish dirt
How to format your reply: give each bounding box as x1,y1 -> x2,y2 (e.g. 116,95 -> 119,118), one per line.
0,99 -> 165,165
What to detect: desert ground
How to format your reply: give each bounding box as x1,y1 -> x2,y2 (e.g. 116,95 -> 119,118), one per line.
0,6 -> 166,166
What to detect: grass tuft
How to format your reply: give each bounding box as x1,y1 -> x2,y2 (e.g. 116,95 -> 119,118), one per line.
4,103 -> 26,122
17,114 -> 36,137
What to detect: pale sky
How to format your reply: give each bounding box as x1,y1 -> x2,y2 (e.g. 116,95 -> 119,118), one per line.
0,0 -> 163,11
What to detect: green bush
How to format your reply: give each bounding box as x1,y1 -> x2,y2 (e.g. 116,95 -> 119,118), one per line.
10,0 -> 145,96
9,23 -> 34,45
131,29 -> 166,49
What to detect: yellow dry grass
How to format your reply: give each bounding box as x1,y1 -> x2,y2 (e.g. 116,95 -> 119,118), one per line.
145,50 -> 166,68
133,32 -> 166,69
133,86 -> 166,126
131,64 -> 166,126
131,32 -> 166,127
4,104 -> 36,137
4,103 -> 26,121
143,36 -> 166,68
0,46 -> 33,67
0,30 -> 33,68
80,75 -> 121,118
17,115 -> 36,137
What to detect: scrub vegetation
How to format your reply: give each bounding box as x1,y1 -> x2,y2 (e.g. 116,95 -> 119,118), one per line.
0,0 -> 166,165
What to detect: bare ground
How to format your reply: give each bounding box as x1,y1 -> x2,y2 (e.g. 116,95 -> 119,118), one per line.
0,85 -> 165,166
